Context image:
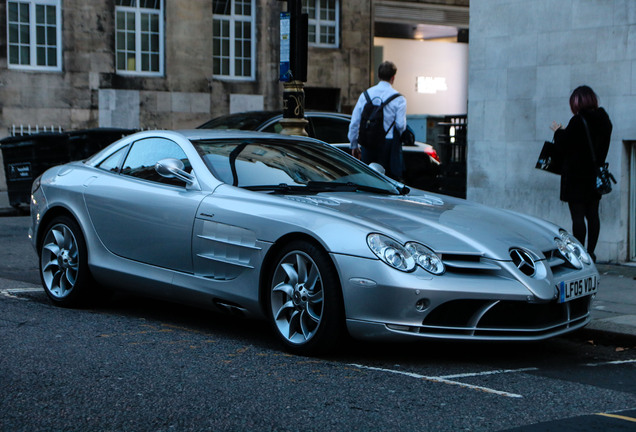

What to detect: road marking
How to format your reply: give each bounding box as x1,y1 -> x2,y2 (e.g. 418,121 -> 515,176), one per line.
585,359 -> 636,367
438,367 -> 539,379
0,287 -> 42,299
349,363 -> 524,399
595,413 -> 636,423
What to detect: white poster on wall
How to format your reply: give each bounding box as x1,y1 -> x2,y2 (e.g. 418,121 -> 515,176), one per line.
374,37 -> 468,116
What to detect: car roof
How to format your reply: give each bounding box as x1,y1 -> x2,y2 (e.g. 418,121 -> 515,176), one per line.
197,110 -> 352,130
174,129 -> 324,144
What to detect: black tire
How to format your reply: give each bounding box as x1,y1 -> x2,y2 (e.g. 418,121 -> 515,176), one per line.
38,216 -> 96,307
267,240 -> 345,355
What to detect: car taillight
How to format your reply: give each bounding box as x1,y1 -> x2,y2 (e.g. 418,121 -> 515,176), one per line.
425,148 -> 440,163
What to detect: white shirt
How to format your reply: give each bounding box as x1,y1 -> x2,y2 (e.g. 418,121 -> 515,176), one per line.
348,80 -> 407,149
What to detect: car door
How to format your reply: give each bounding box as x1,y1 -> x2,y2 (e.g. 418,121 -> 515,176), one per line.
83,137 -> 206,273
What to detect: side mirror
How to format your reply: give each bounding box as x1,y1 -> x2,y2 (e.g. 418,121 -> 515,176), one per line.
155,158 -> 195,185
368,162 -> 385,175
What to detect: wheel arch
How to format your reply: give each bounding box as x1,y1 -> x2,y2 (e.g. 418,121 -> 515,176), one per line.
258,232 -> 341,315
36,206 -> 83,252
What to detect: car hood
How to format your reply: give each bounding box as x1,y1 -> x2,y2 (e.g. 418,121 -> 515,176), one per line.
283,191 -> 559,261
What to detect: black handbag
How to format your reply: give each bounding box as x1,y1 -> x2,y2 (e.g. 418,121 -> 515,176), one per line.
536,141 -> 562,174
580,115 -> 616,195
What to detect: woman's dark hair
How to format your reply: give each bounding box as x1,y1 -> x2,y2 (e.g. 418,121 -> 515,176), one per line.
378,61 -> 397,81
569,85 -> 598,114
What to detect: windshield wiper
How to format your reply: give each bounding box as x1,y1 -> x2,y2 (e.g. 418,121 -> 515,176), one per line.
307,181 -> 401,195
244,181 -> 406,196
243,183 -> 309,194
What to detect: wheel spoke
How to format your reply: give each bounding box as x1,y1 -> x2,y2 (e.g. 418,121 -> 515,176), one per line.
42,258 -> 59,274
275,300 -> 295,321
43,243 -> 61,256
281,263 -> 298,286
300,310 -> 313,339
65,267 -> 77,286
295,254 -> 307,283
51,228 -> 65,248
306,264 -> 320,291
62,227 -> 74,250
308,290 -> 323,305
50,271 -> 63,296
305,303 -> 321,322
288,310 -> 301,339
273,282 -> 294,298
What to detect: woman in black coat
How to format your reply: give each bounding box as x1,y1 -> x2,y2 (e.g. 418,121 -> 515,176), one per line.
550,85 -> 612,262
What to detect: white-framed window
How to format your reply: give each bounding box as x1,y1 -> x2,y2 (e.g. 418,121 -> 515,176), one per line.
7,0 -> 62,71
213,0 -> 256,80
115,0 -> 164,76
303,0 -> 339,48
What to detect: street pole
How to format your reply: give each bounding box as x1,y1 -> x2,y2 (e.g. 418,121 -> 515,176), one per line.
279,0 -> 308,136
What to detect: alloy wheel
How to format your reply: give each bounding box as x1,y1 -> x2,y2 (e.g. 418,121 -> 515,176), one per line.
41,223 -> 80,299
270,251 -> 324,345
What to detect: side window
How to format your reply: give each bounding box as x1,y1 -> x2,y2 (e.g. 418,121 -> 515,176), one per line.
310,116 -> 350,144
120,138 -> 192,186
97,146 -> 128,173
261,121 -> 283,134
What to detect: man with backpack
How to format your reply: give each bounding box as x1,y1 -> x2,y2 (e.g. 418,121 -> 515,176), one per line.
348,61 -> 407,181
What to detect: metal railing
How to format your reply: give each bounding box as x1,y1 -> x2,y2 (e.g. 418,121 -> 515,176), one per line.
8,125 -> 65,137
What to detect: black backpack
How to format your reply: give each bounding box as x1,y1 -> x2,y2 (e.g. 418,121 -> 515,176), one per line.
358,91 -> 402,150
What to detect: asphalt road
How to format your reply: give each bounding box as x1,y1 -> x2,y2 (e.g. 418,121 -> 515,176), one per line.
1,216 -> 636,431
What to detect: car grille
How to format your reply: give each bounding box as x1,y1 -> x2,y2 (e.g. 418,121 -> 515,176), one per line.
441,254 -> 502,274
542,247 -> 578,276
402,296 -> 591,339
442,248 -> 579,278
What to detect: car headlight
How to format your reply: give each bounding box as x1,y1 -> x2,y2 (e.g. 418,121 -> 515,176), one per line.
31,175 -> 42,206
405,242 -> 445,275
367,234 -> 444,274
31,175 -> 42,195
556,229 -> 591,267
367,234 -> 415,272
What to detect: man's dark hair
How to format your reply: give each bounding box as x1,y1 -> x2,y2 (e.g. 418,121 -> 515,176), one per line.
378,61 -> 397,81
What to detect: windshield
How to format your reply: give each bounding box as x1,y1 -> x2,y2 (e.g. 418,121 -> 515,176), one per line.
192,139 -> 402,195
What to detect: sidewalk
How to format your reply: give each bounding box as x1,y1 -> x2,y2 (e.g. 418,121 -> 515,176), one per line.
587,263 -> 636,341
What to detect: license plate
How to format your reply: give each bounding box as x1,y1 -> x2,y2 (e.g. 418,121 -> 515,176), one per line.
557,275 -> 597,303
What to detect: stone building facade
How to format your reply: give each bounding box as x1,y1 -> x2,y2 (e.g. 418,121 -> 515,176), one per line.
0,0 -> 373,133
468,0 -> 636,262
0,0 -> 377,208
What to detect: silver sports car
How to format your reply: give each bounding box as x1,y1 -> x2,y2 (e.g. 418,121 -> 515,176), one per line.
29,130 -> 599,354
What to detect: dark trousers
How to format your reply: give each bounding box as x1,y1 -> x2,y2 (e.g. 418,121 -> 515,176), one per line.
568,200 -> 600,261
361,135 -> 403,181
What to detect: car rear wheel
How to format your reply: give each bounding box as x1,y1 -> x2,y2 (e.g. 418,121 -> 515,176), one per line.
268,241 -> 344,355
39,216 -> 94,307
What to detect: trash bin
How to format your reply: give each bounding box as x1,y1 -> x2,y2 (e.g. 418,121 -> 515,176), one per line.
0,128 -> 137,208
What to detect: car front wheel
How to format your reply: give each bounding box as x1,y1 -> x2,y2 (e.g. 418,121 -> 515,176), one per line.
39,216 -> 94,307
268,241 -> 344,355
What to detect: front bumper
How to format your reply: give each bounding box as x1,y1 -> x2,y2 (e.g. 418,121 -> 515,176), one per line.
331,253 -> 597,342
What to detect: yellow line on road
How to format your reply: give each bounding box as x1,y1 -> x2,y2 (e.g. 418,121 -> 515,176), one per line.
596,413 -> 636,423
